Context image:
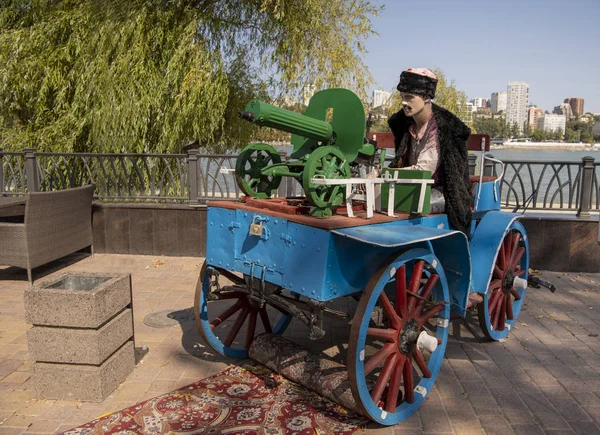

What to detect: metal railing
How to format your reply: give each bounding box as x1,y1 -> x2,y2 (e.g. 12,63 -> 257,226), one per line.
2,148 -> 598,216
468,154 -> 598,216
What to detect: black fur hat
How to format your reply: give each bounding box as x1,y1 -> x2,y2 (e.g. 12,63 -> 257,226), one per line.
396,70 -> 438,100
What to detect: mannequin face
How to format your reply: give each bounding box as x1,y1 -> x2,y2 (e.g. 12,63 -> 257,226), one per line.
400,92 -> 428,117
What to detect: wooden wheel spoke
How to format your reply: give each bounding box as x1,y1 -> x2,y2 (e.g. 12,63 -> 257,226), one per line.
370,353 -> 399,404
414,348 -> 432,378
367,327 -> 398,342
414,274 -> 439,313
493,264 -> 503,279
379,293 -> 400,329
210,300 -> 243,330
506,295 -> 514,320
510,233 -> 521,264
259,306 -> 272,333
491,294 -> 504,330
223,306 -> 249,347
515,269 -> 526,277
510,288 -> 522,300
511,247 -> 526,270
245,309 -> 258,348
403,358 -> 415,404
418,304 -> 444,324
488,278 -> 502,291
385,355 -> 405,412
396,265 -> 408,317
406,261 -> 425,313
503,232 -> 512,261
497,295 -> 507,331
498,238 -> 507,270
488,289 -> 503,314
364,342 -> 397,376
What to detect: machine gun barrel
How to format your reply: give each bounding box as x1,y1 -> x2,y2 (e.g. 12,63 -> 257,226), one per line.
239,99 -> 334,143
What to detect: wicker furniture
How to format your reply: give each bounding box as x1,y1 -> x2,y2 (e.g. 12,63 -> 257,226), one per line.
0,185 -> 94,284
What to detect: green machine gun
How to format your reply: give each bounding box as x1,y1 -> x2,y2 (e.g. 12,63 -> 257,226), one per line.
236,88 -> 383,216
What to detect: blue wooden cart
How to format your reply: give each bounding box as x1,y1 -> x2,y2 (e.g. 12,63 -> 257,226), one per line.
193,173 -> 530,425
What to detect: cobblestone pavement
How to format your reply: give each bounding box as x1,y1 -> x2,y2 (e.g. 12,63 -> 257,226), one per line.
1,253 -> 600,434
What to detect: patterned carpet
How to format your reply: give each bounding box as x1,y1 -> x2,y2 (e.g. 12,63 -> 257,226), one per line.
61,361 -> 368,434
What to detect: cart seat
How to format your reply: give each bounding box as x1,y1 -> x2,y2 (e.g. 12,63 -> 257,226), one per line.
470,175 -> 497,184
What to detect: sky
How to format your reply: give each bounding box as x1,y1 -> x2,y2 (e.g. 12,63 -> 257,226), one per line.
364,0 -> 600,113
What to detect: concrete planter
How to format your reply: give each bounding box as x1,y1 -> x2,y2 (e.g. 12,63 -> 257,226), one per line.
32,341 -> 135,402
25,272 -> 135,401
24,273 -> 131,328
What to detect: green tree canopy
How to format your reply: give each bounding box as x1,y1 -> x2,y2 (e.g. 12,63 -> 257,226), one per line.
473,114 -> 505,138
0,0 -> 381,153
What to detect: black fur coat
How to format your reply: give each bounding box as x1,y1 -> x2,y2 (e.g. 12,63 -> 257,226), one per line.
388,104 -> 472,236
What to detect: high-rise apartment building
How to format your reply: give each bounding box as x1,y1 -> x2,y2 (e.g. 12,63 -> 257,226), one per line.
564,98 -> 584,117
506,82 -> 529,133
527,105 -> 543,132
537,114 -> 566,134
372,89 -> 391,108
471,97 -> 487,108
490,92 -> 507,113
553,103 -> 573,119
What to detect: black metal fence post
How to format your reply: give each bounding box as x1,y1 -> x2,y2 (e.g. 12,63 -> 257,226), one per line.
187,149 -> 199,206
577,156 -> 595,219
24,148 -> 39,193
468,154 -> 477,176
484,153 -> 495,177
0,149 -> 4,194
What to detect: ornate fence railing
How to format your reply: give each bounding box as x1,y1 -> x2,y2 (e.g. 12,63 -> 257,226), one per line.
468,155 -> 598,215
1,148 -> 598,216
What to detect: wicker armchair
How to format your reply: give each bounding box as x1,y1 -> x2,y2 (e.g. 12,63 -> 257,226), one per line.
0,185 -> 94,284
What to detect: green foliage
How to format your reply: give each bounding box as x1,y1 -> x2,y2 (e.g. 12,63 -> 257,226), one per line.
532,129 -> 545,142
510,122 -> 520,139
0,0 -> 381,152
565,118 -> 596,144
523,120 -> 532,138
473,114 -> 506,138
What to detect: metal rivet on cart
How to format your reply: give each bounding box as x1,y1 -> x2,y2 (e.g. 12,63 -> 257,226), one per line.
389,267 -> 396,277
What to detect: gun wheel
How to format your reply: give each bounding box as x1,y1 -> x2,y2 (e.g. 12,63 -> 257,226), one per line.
235,143 -> 282,199
302,146 -> 350,209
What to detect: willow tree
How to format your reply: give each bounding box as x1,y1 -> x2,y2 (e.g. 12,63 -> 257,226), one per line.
0,0 -> 380,153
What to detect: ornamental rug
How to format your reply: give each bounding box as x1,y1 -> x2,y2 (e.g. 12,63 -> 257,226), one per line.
60,360 -> 368,435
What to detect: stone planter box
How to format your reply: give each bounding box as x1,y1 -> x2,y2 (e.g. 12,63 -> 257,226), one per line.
27,309 -> 133,365
24,273 -> 131,328
32,341 -> 135,402
25,272 -> 135,402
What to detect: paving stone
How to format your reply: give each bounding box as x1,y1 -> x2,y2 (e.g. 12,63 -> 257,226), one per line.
568,420 -> 600,435
2,256 -> 600,433
511,424 -> 546,435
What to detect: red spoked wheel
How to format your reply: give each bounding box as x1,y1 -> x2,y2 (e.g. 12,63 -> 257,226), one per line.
194,261 -> 292,358
478,222 -> 529,340
348,249 -> 450,425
